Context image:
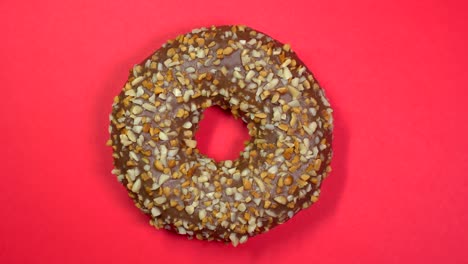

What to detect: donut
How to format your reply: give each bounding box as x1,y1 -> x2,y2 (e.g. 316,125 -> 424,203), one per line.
108,25 -> 333,246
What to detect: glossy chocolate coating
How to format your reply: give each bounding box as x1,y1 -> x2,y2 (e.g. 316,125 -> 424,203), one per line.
109,25 -> 333,246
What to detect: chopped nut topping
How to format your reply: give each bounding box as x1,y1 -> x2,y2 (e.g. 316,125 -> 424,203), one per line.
109,25 -> 333,246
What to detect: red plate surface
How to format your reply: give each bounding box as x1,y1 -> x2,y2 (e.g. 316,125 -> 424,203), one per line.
1,0 -> 468,263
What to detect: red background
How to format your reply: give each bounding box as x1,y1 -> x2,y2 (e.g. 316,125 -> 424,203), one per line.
1,0 -> 468,263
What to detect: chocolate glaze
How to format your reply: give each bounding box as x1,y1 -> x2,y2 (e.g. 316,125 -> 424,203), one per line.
109,25 -> 333,246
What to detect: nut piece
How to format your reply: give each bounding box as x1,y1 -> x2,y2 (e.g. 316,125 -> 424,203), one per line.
243,178 -> 252,190
151,207 -> 161,217
184,139 -> 197,148
132,105 -> 143,115
274,196 -> 287,205
154,197 -> 167,205
278,124 -> 289,131
288,86 -> 300,99
159,132 -> 169,141
229,233 -> 239,247
185,205 -> 195,215
167,48 -> 176,57
284,175 -> 293,186
199,209 -> 207,220
131,179 -> 142,192
314,159 -> 322,171
223,47 -> 234,55
237,203 -> 247,212
154,160 -> 164,171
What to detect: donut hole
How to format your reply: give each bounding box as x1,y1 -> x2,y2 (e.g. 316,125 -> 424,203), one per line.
195,106 -> 250,161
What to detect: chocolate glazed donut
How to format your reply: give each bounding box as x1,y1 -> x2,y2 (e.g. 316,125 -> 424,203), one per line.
108,25 -> 333,246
